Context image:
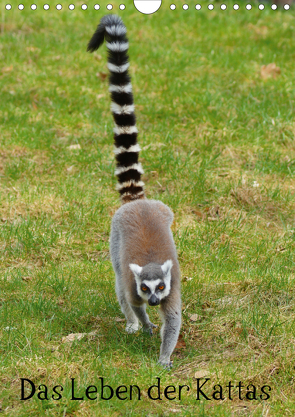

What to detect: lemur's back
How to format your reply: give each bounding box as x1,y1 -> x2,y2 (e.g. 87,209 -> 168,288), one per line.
112,199 -> 177,267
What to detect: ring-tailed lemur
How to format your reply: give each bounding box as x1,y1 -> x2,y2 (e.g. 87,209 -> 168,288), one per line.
87,15 -> 181,368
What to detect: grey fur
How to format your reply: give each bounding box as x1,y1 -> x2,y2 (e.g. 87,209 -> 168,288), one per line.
110,199 -> 181,367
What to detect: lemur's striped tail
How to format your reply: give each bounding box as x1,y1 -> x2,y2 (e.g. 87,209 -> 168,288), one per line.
87,15 -> 145,204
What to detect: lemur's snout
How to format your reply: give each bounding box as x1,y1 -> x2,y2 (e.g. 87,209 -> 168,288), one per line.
148,295 -> 160,306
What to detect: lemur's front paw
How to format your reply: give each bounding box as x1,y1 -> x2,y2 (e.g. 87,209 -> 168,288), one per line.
158,357 -> 173,369
126,322 -> 139,334
143,322 -> 158,336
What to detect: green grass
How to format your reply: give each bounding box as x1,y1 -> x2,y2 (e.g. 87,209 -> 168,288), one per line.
1,1 -> 295,416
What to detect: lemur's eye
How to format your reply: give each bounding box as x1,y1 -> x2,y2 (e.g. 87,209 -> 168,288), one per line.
158,285 -> 165,291
141,286 -> 148,292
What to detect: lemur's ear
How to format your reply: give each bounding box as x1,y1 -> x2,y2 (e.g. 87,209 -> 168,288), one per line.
161,260 -> 173,276
129,263 -> 142,276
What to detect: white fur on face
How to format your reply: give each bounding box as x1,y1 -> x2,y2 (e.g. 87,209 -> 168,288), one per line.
129,264 -> 148,301
135,279 -> 161,302
130,261 -> 173,302
143,279 -> 160,295
160,260 -> 172,300
159,276 -> 171,300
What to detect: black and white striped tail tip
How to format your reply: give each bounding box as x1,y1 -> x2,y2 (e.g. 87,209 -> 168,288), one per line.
87,15 -> 126,53
88,15 -> 145,204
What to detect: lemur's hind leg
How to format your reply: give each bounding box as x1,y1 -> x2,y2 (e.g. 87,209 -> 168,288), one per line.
131,305 -> 158,335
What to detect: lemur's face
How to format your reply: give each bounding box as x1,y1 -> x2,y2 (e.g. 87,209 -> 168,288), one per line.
129,260 -> 173,306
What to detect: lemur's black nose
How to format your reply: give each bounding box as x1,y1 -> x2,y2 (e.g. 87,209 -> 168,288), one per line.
148,295 -> 159,306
